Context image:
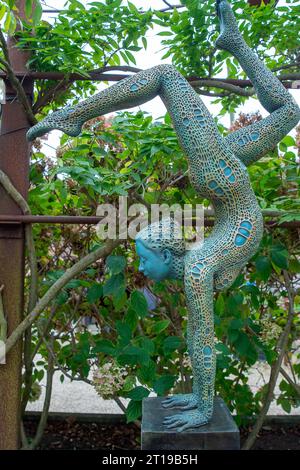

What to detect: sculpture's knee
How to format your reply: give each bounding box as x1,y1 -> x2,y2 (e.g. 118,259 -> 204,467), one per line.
156,64 -> 177,75
284,97 -> 300,128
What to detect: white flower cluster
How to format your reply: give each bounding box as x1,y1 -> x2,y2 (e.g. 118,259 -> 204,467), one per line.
182,352 -> 192,370
92,362 -> 128,399
28,382 -> 42,403
173,352 -> 192,370
260,318 -> 282,345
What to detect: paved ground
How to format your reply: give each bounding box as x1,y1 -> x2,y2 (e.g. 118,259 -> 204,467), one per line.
26,361 -> 300,416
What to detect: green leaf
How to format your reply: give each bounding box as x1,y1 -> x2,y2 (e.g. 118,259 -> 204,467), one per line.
55,290 -> 68,306
163,336 -> 182,353
137,360 -> 156,384
124,308 -> 139,331
142,37 -> 147,49
153,375 -> 176,396
0,5 -> 6,21
281,135 -> 295,147
103,273 -> 125,297
126,399 -> 142,423
25,0 -> 33,18
157,31 -> 173,36
277,396 -> 291,413
92,339 -> 117,356
228,329 -> 239,344
270,249 -> 288,270
32,0 -> 43,25
106,255 -> 126,275
215,293 -> 225,315
126,386 -> 150,401
4,12 -> 11,31
118,345 -> 149,366
234,332 -> 252,356
230,318 -> 244,330
137,337 -> 155,356
125,50 -> 136,65
130,290 -> 148,318
255,256 -> 272,281
87,284 -> 103,303
215,342 -> 231,355
116,321 -> 132,346
152,319 -> 170,334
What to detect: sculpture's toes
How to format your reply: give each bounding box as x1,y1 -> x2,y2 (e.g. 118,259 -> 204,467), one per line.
163,410 -> 208,432
26,107 -> 82,141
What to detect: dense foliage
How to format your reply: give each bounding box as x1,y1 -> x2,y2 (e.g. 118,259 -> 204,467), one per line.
0,0 -> 299,448
28,110 -> 300,424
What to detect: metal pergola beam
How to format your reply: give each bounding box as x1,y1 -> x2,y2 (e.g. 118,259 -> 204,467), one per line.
0,71 -> 297,88
0,214 -> 298,228
0,0 -> 33,450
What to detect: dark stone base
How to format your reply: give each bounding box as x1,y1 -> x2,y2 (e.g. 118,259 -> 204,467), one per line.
141,396 -> 240,450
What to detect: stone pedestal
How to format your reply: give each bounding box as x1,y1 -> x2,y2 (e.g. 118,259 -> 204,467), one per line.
141,396 -> 240,450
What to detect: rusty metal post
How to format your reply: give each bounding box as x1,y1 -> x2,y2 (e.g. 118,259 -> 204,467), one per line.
0,0 -> 33,449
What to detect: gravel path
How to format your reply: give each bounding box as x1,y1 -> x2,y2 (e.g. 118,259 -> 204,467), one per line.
26,360 -> 300,416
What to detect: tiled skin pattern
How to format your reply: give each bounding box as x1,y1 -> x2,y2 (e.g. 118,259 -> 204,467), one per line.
27,1 -> 300,431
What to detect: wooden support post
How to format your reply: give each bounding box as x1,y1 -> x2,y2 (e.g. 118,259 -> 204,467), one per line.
0,0 -> 33,449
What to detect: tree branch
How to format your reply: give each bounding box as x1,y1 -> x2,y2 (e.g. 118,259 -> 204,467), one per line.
271,61 -> 300,73
279,367 -> 300,396
192,79 -> 254,97
33,77 -> 71,114
5,238 -> 121,355
0,168 -> 122,357
0,169 -> 31,214
162,0 -> 174,7
242,270 -> 296,450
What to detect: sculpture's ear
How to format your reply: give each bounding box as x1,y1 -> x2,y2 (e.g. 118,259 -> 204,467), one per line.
162,248 -> 172,264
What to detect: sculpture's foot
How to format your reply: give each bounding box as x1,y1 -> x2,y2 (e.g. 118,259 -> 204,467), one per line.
215,0 -> 242,51
163,409 -> 208,432
26,106 -> 83,141
161,393 -> 198,411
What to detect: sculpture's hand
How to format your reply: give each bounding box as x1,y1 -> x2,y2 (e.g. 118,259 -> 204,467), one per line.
163,409 -> 208,432
162,393 -> 198,411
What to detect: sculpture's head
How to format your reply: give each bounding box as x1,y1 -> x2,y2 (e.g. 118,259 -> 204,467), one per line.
135,218 -> 185,282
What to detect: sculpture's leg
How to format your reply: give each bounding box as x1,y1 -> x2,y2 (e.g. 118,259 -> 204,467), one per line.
216,0 -> 300,166
163,268 -> 215,431
27,64 -> 228,166
27,68 -> 163,140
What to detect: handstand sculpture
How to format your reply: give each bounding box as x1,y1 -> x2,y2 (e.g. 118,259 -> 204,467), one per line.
27,1 -> 300,431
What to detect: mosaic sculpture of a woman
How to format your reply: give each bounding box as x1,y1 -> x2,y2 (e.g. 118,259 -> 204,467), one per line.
27,1 -> 300,431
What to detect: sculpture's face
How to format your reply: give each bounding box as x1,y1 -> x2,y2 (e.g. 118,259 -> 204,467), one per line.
135,239 -> 172,281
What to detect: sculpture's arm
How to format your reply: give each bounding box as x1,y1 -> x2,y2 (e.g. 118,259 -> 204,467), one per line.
216,0 -> 300,167
185,265 -> 216,421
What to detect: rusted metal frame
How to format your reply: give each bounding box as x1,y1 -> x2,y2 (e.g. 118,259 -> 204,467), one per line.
0,71 -> 295,89
0,0 -> 33,450
0,214 -> 298,229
